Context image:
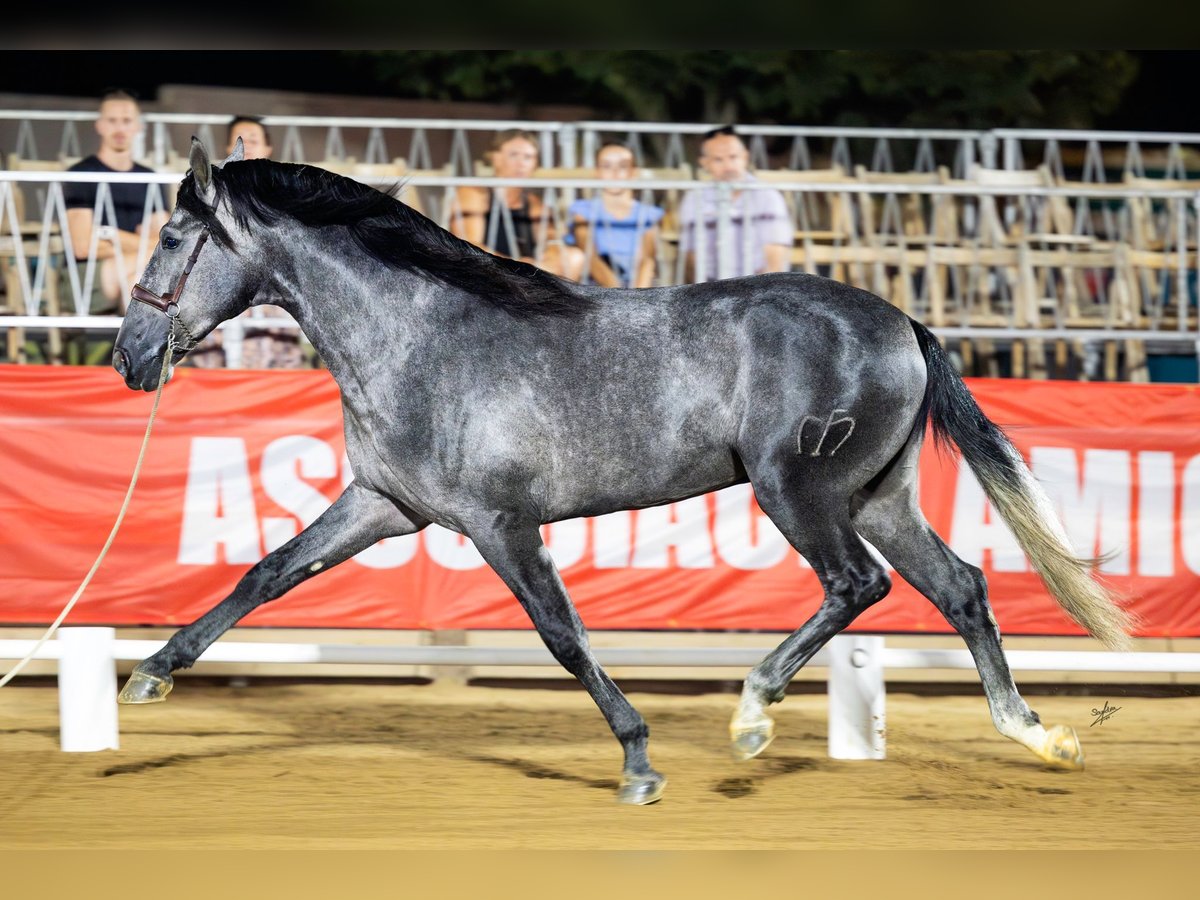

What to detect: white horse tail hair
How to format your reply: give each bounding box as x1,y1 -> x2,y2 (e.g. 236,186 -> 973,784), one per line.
909,318 -> 1136,650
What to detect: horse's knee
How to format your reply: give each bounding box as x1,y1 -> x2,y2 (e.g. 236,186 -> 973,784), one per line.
239,555 -> 309,601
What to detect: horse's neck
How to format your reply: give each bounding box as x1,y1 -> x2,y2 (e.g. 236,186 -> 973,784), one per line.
271,235 -> 447,384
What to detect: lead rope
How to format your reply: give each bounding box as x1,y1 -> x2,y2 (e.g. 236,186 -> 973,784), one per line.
0,332 -> 177,689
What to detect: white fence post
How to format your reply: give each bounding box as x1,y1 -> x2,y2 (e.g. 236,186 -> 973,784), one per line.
57,627 -> 119,752
827,634 -> 886,760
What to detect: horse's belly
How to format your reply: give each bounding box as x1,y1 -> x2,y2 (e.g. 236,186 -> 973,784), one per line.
540,447 -> 743,522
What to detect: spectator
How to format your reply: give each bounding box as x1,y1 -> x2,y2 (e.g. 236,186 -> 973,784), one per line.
449,129 -> 584,280
565,142 -> 664,288
64,89 -> 169,312
678,125 -> 793,282
227,114 -> 272,161
187,116 -> 306,370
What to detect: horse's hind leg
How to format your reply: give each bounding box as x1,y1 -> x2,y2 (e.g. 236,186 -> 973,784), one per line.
851,440 -> 1085,770
118,482 -> 427,704
731,488 -> 892,760
466,516 -> 664,805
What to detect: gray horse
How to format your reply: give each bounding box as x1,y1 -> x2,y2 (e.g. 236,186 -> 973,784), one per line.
112,139 -> 1132,805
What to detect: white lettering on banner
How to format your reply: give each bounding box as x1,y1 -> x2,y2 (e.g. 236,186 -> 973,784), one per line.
178,437 -> 262,565
340,454 -> 419,569
713,484 -> 790,570
175,436 -> 1177,577
592,510 -> 632,568
631,496 -> 715,568
1031,448 -> 1131,575
1138,451 -> 1175,577
261,436 -> 337,553
1180,456 -> 1200,575
424,525 -> 487,570
948,463 -> 1028,571
542,519 -> 587,569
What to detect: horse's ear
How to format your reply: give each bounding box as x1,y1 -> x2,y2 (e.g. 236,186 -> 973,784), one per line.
189,137 -> 216,206
221,136 -> 244,167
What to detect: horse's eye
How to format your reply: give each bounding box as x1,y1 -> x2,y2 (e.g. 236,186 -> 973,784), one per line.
162,236 -> 181,250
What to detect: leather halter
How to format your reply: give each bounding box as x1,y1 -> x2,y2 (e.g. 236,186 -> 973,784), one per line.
130,230 -> 209,318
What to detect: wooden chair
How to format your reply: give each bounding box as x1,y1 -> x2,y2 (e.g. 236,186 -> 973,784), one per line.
1014,173 -> 1172,382
1049,174 -> 1199,380
530,167 -> 593,180
968,164 -> 1075,244
6,154 -> 67,173
352,159 -> 409,180
853,165 -> 956,243
160,152 -> 192,174
1123,174 -> 1197,325
1028,177 -> 1137,378
926,167 -> 1023,374
751,167 -> 860,283
956,165 -> 1100,376
850,165 -> 960,319
639,164 -> 692,182
1121,174 -> 1200,252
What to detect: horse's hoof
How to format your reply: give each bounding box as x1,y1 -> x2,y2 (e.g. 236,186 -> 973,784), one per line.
617,772 -> 666,806
118,670 -> 173,704
1039,724 -> 1085,771
730,717 -> 775,761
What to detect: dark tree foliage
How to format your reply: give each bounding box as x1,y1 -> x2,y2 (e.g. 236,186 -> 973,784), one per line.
355,51 -> 1138,130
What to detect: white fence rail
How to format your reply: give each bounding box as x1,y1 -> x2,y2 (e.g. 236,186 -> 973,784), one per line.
575,122 -> 990,175
3,170 -> 1198,377
3,629 -> 1198,756
6,111 -> 1200,181
0,112 -> 572,174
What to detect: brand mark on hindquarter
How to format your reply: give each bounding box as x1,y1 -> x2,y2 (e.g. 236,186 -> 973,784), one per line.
797,409 -> 855,458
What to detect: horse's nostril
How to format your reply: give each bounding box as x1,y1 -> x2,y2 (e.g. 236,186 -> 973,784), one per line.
113,348 -> 129,376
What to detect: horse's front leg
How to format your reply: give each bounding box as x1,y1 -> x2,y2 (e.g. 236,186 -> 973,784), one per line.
467,515 -> 665,805
118,482 -> 427,703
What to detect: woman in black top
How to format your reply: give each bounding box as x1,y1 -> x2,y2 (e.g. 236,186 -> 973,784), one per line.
449,130 -> 583,281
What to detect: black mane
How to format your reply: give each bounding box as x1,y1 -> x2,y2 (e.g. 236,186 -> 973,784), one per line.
177,159 -> 590,318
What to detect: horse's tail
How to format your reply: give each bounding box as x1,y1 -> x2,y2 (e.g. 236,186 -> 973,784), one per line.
908,318 -> 1135,650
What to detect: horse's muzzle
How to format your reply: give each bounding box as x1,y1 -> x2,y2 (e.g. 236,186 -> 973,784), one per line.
113,344 -> 172,392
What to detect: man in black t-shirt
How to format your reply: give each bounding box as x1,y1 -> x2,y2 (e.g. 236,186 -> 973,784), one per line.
63,90 -> 168,310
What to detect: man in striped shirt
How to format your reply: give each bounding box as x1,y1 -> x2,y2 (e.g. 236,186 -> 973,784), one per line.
679,125 -> 793,282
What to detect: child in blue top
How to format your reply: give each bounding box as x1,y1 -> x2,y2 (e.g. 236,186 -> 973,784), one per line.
566,143 -> 665,288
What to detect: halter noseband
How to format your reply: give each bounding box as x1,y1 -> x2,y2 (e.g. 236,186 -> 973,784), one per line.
130,230 -> 209,319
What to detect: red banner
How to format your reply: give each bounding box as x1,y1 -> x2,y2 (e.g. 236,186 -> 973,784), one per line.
1,364 -> 1198,636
